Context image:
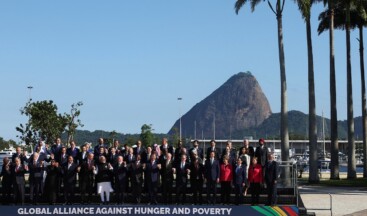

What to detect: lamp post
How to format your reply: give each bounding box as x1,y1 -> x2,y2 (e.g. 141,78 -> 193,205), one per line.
178,97 -> 182,141
27,86 -> 33,101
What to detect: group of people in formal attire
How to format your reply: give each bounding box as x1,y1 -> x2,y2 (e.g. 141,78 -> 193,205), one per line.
0,137 -> 279,206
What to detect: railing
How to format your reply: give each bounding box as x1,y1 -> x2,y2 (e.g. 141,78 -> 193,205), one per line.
305,193 -> 333,216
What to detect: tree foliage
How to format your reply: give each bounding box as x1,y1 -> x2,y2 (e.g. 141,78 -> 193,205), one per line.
140,124 -> 155,147
16,100 -> 83,146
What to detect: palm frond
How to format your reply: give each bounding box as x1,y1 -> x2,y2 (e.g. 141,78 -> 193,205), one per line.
234,0 -> 247,14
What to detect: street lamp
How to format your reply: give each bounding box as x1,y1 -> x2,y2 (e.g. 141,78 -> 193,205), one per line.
27,86 -> 33,101
177,97 -> 182,141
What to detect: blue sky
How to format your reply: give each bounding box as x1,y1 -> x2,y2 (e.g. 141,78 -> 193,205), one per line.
0,1 -> 364,141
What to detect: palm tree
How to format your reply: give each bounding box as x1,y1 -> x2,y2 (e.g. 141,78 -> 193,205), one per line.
294,0 -> 319,183
235,0 -> 290,183
319,0 -> 367,179
318,0 -> 340,180
355,0 -> 367,179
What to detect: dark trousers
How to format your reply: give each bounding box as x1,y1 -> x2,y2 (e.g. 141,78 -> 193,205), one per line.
250,182 -> 261,205
234,184 -> 244,205
176,181 -> 187,204
147,181 -> 158,204
206,179 -> 217,204
162,179 -> 173,204
115,181 -> 126,203
131,180 -> 143,203
2,182 -> 12,204
80,177 -> 94,203
63,184 -> 75,203
13,183 -> 25,205
220,181 -> 231,204
266,182 -> 277,206
29,179 -> 42,203
191,179 -> 203,204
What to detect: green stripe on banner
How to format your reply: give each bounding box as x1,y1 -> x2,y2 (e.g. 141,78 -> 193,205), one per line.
252,206 -> 279,216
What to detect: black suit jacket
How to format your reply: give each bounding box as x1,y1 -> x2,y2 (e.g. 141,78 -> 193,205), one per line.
78,151 -> 88,165
255,145 -> 269,167
161,159 -> 174,183
129,161 -> 144,184
145,160 -> 160,183
206,147 -> 220,160
189,162 -> 204,181
113,163 -> 128,183
28,160 -> 44,182
11,165 -> 26,185
160,145 -> 174,155
189,147 -> 204,160
133,146 -> 146,157
204,158 -> 220,181
11,153 -> 27,165
175,162 -> 189,184
265,160 -> 279,184
62,163 -> 78,184
234,164 -> 247,185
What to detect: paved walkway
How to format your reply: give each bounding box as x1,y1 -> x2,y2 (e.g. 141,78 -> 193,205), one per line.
299,185 -> 367,216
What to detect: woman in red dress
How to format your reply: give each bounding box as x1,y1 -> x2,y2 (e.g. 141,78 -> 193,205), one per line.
220,156 -> 233,204
248,156 -> 263,205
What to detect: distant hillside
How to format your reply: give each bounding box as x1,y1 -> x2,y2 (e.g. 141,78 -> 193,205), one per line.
168,72 -> 272,139
233,110 -> 362,140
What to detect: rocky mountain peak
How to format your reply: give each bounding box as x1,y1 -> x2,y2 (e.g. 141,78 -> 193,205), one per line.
169,72 -> 272,139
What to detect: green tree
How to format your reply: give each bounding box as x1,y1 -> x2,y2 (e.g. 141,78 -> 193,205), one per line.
64,101 -> 84,146
16,100 -> 67,146
293,0 -> 320,183
140,124 -> 155,147
235,0 -> 290,183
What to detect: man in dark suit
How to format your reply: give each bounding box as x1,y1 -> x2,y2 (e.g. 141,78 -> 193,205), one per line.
189,140 -> 204,162
113,156 -> 128,204
221,141 -> 237,166
11,157 -> 27,205
28,152 -> 45,204
66,141 -> 80,161
160,152 -> 174,204
44,159 -> 61,204
51,138 -> 64,161
239,139 -> 254,158
190,157 -> 205,205
78,145 -> 89,165
175,154 -> 189,204
62,156 -> 78,205
11,147 -> 27,165
160,138 -> 174,158
133,140 -> 146,157
107,147 -> 119,165
94,138 -> 108,159
174,140 -> 183,162
144,152 -> 161,205
265,153 -> 279,206
234,158 -> 247,205
206,140 -> 219,160
129,154 -> 144,204
57,147 -> 68,166
125,148 -> 136,164
78,153 -> 95,204
255,138 -> 269,177
204,151 -> 220,204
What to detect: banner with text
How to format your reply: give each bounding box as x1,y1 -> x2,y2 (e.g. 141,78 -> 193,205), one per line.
1,205 -> 298,216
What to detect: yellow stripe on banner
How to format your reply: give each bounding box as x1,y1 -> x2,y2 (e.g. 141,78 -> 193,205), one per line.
272,206 -> 288,216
